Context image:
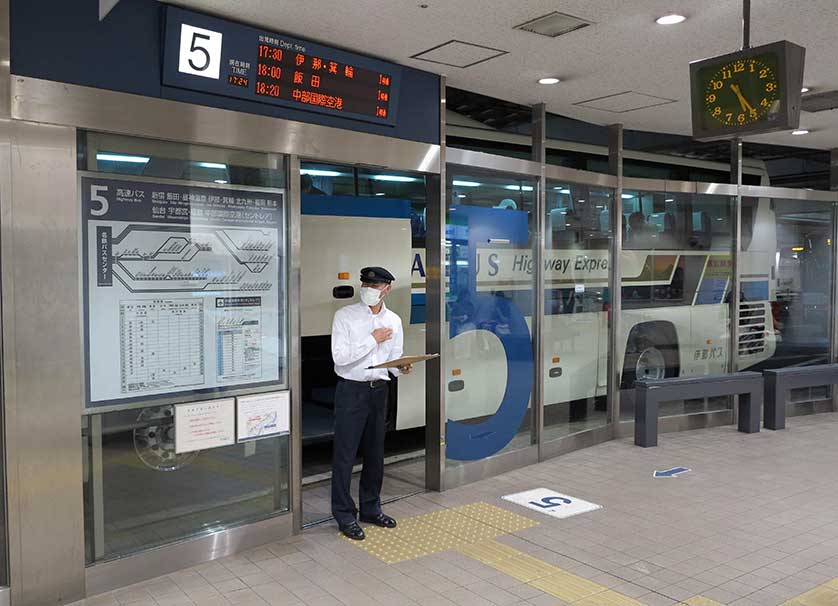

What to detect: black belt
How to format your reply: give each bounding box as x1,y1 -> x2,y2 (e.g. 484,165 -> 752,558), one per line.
341,378 -> 389,389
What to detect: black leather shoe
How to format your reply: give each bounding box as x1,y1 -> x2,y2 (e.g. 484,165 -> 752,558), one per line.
340,521 -> 365,540
360,512 -> 397,528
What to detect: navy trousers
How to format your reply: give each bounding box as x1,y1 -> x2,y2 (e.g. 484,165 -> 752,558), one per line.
331,379 -> 387,527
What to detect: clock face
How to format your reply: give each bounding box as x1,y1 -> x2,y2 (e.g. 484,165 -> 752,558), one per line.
698,51 -> 782,129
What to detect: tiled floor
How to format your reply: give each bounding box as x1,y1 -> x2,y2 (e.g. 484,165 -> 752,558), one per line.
73,412 -> 838,606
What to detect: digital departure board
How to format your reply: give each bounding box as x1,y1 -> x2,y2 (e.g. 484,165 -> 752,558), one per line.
162,6 -> 401,125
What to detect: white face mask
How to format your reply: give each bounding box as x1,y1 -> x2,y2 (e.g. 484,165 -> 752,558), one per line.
359,286 -> 382,306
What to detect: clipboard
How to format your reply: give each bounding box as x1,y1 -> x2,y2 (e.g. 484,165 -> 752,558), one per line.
366,353 -> 439,370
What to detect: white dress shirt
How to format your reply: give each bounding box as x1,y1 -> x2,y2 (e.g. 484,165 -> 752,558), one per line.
331,301 -> 404,382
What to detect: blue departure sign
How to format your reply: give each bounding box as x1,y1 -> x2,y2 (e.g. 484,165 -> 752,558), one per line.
162,6 -> 401,125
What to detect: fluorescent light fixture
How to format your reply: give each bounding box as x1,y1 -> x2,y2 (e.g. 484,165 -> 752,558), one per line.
656,14 -> 686,25
453,180 -> 480,187
791,129 -> 809,135
372,175 -> 417,182
791,246 -> 805,252
214,179 -> 228,184
96,153 -> 150,164
375,192 -> 386,196
559,188 -> 571,194
197,162 -> 227,169
801,87 -> 810,93
300,169 -> 342,177
457,194 -> 466,198
538,77 -> 560,85
505,185 -> 534,191
621,193 -> 634,199
665,198 -> 675,202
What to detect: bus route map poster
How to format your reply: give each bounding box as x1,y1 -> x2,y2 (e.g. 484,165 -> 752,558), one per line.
81,174 -> 285,407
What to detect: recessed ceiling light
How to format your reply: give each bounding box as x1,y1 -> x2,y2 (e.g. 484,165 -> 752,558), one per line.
538,77 -> 561,85
621,193 -> 634,199
559,188 -> 571,194
197,162 -> 227,169
791,129 -> 809,135
452,180 -> 481,187
214,179 -> 228,184
300,169 -> 341,177
505,184 -> 534,191
665,198 -> 674,202
656,14 -> 686,25
801,87 -> 810,93
373,174 -> 417,182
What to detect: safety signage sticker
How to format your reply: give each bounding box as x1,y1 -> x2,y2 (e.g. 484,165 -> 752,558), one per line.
502,488 -> 602,520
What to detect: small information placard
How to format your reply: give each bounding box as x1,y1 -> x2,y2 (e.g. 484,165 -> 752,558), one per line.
236,391 -> 290,441
502,488 -> 602,520
175,398 -> 236,453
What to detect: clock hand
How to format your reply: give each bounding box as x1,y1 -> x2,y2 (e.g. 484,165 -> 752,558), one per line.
730,83 -> 757,114
729,83 -> 749,112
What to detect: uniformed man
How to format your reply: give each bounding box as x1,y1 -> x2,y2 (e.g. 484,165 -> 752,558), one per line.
330,266 -> 412,540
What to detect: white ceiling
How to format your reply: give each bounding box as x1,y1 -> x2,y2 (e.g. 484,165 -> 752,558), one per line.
171,0 -> 838,150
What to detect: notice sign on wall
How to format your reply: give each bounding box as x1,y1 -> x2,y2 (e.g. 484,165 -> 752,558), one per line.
175,398 -> 236,454
237,391 -> 290,442
81,174 -> 285,407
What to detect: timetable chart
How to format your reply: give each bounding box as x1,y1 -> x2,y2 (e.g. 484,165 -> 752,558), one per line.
120,299 -> 205,394
255,43 -> 392,119
216,296 -> 262,382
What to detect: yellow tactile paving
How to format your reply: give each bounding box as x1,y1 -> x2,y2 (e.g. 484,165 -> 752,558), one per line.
573,590 -> 646,605
531,571 -> 608,602
341,503 -> 639,605
490,553 -> 557,583
782,580 -> 838,606
451,502 -> 539,533
680,597 -> 726,606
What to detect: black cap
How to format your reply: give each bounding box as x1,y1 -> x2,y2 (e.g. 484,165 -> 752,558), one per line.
360,266 -> 395,285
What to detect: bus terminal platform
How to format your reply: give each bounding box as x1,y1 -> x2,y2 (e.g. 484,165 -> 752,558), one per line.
72,412 -> 838,606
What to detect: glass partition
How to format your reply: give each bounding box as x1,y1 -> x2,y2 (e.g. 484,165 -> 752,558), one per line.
619,190 -> 733,419
543,181 -> 613,440
742,197 -> 834,414
445,169 -> 536,464
79,132 -> 291,562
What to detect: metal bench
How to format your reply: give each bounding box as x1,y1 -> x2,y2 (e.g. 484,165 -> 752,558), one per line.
763,364 -> 838,430
635,372 -> 763,447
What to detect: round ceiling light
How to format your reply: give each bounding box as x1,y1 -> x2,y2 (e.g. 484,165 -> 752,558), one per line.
791,129 -> 809,135
538,77 -> 560,85
656,14 -> 686,25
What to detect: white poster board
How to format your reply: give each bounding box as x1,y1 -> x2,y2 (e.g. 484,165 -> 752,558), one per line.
237,391 -> 290,441
502,488 -> 602,520
175,398 -> 236,453
81,174 -> 285,407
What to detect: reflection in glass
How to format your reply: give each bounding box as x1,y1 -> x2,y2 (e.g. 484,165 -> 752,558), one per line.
620,192 -> 733,419
445,171 -> 535,463
298,162 -> 427,525
79,132 -> 291,562
744,198 -> 834,414
543,183 -> 612,441
84,409 -> 289,562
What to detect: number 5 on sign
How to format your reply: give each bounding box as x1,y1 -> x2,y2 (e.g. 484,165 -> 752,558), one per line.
529,496 -> 571,508
503,488 -> 602,519
178,24 -> 222,79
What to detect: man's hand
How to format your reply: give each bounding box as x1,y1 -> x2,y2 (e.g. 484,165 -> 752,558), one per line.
372,328 -> 393,344
397,363 -> 413,375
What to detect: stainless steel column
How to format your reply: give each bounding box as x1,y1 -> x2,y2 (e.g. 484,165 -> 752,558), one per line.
3,121 -> 86,605
830,149 -> 838,411
607,124 -> 623,424
425,76 -> 446,491
730,139 -> 743,374
532,103 -> 545,455
288,155 -> 303,529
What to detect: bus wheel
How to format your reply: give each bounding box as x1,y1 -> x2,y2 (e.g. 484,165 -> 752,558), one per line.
622,333 -> 678,389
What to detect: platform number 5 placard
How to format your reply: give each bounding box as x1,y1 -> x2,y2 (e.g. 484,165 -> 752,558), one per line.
178,24 -> 222,79
503,488 -> 602,519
